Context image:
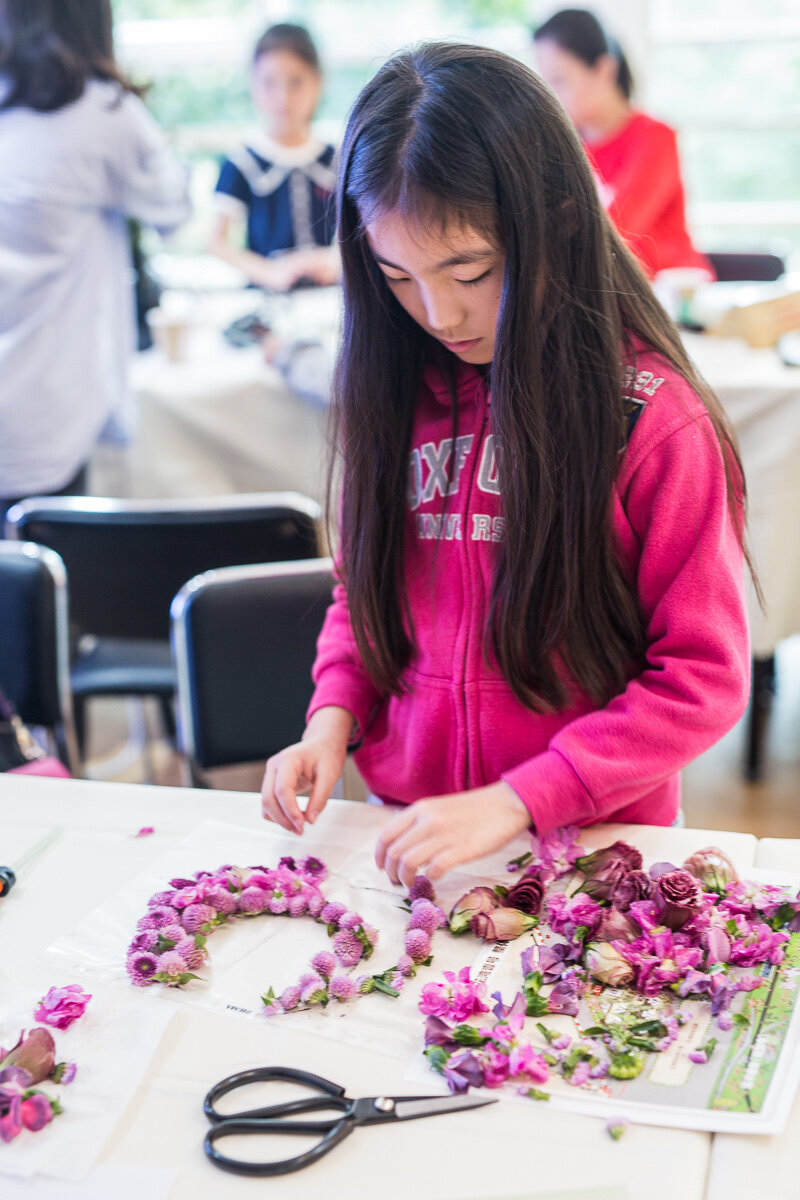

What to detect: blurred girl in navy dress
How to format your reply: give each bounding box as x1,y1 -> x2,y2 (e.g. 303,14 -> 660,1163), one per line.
209,23 -> 338,292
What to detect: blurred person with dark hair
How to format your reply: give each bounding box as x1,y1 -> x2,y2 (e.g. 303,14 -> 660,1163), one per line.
208,23 -> 338,292
533,8 -> 712,280
0,0 -> 190,518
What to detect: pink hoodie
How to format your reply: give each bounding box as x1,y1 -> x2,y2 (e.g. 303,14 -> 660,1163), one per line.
308,347 -> 750,834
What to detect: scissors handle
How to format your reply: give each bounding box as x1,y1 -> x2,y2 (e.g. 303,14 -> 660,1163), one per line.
204,1114 -> 355,1177
204,1066 -> 348,1123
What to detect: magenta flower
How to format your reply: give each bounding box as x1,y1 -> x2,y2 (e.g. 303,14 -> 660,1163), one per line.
148,890 -> 176,907
206,887 -> 238,915
173,937 -> 206,971
279,985 -> 302,1011
177,903 -> 217,932
155,950 -> 189,981
546,891 -> 603,941
52,1061 -> 77,1085
307,891 -> 325,917
135,826 -> 154,838
321,901 -> 346,924
528,825 -> 583,879
689,1049 -> 708,1065
35,985 -> 92,1031
338,911 -> 364,930
332,929 -> 363,968
396,954 -> 416,978
298,855 -> 327,881
20,1093 -> 53,1132
268,894 -> 289,915
288,894 -> 309,917
418,968 -> 489,1021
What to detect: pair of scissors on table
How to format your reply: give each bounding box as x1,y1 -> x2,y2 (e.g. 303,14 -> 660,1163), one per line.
203,1066 -> 496,1176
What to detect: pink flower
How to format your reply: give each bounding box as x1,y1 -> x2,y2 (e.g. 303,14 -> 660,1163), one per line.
174,937 -> 206,971
404,928 -> 432,963
155,950 -> 189,981
147,891 -> 175,907
206,887 -> 238,914
409,876 -> 436,902
332,929 -> 363,967
408,900 -> 444,935
288,894 -> 309,917
135,826 -> 154,838
160,923 -> 184,943
593,909 -> 639,944
279,985 -> 302,1011
20,1094 -> 53,1132
35,985 -> 92,1031
127,951 -> 159,986
418,968 -> 489,1022
528,826 -> 583,879
449,886 -> 501,935
339,911 -> 364,930
546,891 -> 603,941
396,954 -> 416,978
137,905 -> 179,931
310,951 -> 337,979
321,901 -> 346,924
307,891 -> 325,917
181,903 -> 217,932
328,975 -> 358,1002
471,907 -> 539,941
268,894 -> 289,915
655,870 -> 703,930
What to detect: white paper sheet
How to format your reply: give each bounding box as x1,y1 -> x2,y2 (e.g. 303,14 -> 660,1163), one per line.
0,1164 -> 176,1199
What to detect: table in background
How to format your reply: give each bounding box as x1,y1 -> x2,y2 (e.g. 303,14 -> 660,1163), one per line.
4,773 -> 800,1200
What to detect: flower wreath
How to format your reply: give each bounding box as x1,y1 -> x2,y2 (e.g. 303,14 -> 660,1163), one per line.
126,855 -> 449,1010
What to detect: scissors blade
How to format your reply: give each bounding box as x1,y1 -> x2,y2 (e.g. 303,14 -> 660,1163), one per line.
393,1094 -> 497,1121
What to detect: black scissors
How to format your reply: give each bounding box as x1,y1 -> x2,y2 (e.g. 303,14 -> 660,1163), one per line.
202,1066 -> 496,1176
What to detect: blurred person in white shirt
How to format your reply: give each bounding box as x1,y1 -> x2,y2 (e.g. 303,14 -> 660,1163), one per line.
0,0 -> 191,518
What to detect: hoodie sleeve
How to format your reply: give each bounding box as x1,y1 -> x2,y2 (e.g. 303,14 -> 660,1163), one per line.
501,409 -> 751,835
306,572 -> 382,740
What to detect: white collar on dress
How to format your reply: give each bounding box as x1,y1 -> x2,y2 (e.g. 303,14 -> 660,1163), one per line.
246,130 -> 326,167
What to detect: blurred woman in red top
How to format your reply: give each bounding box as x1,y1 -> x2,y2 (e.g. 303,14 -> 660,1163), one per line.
533,9 -> 713,280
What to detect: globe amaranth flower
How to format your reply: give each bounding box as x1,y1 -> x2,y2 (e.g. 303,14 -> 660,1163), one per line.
268,894 -> 289,915
504,875 -> 545,916
155,950 -> 189,981
338,910 -> 364,930
332,929 -> 363,967
328,975 -> 358,1002
174,937 -> 206,971
160,923 -> 184,944
298,855 -> 327,881
307,891 -> 325,917
181,903 -> 217,932
206,887 -> 239,914
310,950 -> 337,979
300,977 -> 328,1005
321,901 -> 347,924
127,951 -> 159,986
235,887 -> 269,914
409,876 -> 435,903
279,985 -> 302,1011
148,890 -> 177,907
404,928 -> 432,963
396,954 -> 416,978
288,894 -> 309,917
35,984 -> 92,1031
137,905 -> 179,932
408,899 -> 444,935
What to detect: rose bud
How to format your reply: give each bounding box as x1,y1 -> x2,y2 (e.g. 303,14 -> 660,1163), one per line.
575,840 -> 643,876
471,907 -> 539,942
593,908 -> 640,944
504,875 -> 545,916
449,886 -> 501,935
655,869 -> 703,930
577,858 -> 632,902
0,1028 -> 56,1085
584,942 -> 635,988
682,847 -> 739,893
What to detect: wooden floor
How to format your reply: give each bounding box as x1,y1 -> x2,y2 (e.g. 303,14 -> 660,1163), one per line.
85,636 -> 800,841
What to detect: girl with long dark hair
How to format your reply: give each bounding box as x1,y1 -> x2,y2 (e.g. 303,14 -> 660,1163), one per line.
0,0 -> 189,514
261,43 -> 750,887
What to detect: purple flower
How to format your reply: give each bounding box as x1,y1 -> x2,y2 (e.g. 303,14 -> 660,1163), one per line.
148,890 -> 176,907
339,911 -> 364,930
137,905 -> 179,932
396,954 -> 416,978
409,876 -> 435,902
547,976 -> 583,1016
307,891 -> 325,917
0,1028 -> 56,1083
180,903 -> 217,932
521,942 -> 575,984
408,900 -> 443,935
53,1061 -> 77,1085
127,951 -> 159,986
404,928 -> 432,963
206,887 -> 238,914
174,937 -> 206,971
35,985 -> 92,1031
310,951 -> 337,979
268,894 -> 289,915
418,968 -> 489,1021
160,923 -> 184,944
278,856 -> 297,871
546,891 -> 603,941
298,855 -> 327,881
655,870 -> 703,930
593,908 -> 640,944
441,1048 -> 485,1094
332,929 -> 363,968
300,978 -> 327,1005
611,870 -> 654,911
279,985 -> 302,1011
649,860 -> 679,881
328,975 -> 358,1002
527,826 -> 583,879
155,950 -> 189,981
288,894 -> 309,917
504,875 -> 545,916
689,1049 -> 708,1065
20,1093 -> 53,1132
321,901 -> 346,925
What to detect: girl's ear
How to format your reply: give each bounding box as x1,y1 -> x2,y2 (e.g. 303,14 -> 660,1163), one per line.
595,52 -> 620,91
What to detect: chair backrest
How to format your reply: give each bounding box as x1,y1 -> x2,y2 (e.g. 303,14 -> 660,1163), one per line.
4,493 -> 321,642
0,541 -> 79,771
705,252 -> 785,283
171,558 -> 334,771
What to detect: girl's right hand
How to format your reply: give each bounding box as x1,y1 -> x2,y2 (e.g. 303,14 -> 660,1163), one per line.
260,706 -> 354,835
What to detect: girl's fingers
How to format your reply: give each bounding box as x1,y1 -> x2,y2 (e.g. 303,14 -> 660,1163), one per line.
272,754 -> 312,834
305,759 -> 339,824
394,837 -> 442,888
423,845 -> 462,883
374,807 -> 416,871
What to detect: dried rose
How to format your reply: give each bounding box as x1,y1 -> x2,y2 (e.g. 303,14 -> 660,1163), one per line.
584,942 -> 635,987
471,907 -> 539,942
682,846 -> 739,892
0,1029 -> 56,1085
577,858 -> 632,902
593,908 -> 640,944
575,840 -> 642,876
655,869 -> 703,930
504,875 -> 545,916
449,886 -> 502,934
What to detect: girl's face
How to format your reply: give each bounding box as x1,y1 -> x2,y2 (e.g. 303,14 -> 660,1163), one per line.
534,39 -> 618,130
365,209 -> 504,365
252,48 -> 321,141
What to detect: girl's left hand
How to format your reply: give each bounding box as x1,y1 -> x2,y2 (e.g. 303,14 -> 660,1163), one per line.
374,783 -> 532,888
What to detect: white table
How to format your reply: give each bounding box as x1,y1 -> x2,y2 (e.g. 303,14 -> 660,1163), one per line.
4,773 -> 799,1200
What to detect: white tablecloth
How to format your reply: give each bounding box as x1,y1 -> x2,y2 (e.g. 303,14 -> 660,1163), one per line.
5,773 -> 798,1200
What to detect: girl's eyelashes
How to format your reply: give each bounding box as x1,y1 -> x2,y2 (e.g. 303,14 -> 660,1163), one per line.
379,268 -> 493,287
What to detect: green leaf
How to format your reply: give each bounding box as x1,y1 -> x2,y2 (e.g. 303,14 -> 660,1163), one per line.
371,978 -> 400,998
493,885 -> 509,899
573,924 -> 590,942
525,1087 -> 550,1102
49,1097 -> 65,1116
506,850 -> 533,872
733,1012 -> 750,1028
327,922 -> 338,936
261,987 -> 277,1006
194,933 -> 207,948
700,1037 -> 718,1060
581,1025 -> 607,1038
629,1020 -> 667,1037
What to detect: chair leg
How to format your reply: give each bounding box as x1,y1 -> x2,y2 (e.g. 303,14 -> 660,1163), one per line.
744,654 -> 776,782
158,695 -> 176,743
73,695 -> 89,758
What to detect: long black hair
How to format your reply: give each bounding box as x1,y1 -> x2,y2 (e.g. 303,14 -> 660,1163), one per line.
330,42 -> 748,713
0,0 -> 138,112
533,8 -> 634,100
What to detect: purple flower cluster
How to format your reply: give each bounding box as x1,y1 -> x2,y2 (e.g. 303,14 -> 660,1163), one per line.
0,1023 -> 79,1143
127,857 -> 330,989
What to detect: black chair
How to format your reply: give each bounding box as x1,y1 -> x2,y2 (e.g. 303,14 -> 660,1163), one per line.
170,558 -> 334,785
4,494 -> 321,751
0,541 -> 81,775
705,252 -> 785,283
